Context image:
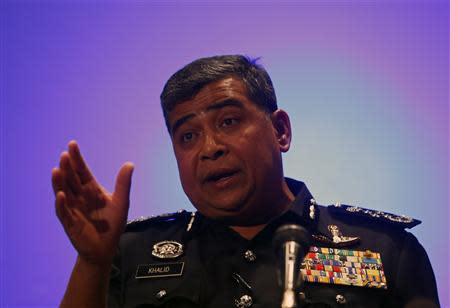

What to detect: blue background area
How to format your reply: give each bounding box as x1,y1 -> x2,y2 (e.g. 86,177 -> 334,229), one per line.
2,2 -> 448,306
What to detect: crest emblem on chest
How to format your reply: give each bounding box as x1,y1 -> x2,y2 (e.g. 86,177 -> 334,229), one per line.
152,240 -> 184,259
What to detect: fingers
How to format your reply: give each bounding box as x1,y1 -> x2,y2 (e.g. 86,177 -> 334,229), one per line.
60,151 -> 82,195
68,140 -> 94,185
52,140 -> 93,196
113,162 -> 134,210
55,191 -> 75,229
52,141 -> 85,196
55,192 -> 92,247
51,167 -> 64,195
52,156 -> 77,204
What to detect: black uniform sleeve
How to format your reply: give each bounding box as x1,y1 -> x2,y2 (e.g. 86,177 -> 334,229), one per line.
395,232 -> 440,307
107,248 -> 124,308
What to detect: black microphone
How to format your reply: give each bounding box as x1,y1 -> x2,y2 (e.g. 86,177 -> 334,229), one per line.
273,224 -> 311,308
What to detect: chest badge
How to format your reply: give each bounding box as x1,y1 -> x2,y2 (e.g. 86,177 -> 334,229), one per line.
312,225 -> 360,247
152,240 -> 184,259
328,225 -> 360,246
301,246 -> 387,289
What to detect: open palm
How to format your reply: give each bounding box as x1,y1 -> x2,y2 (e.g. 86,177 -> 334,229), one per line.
52,141 -> 134,265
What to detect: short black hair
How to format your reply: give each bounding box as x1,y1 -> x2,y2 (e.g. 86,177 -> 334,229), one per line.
160,55 -> 278,133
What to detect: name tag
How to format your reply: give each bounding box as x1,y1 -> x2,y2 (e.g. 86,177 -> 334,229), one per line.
135,262 -> 185,279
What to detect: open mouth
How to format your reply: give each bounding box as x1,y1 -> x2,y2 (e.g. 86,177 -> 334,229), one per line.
203,168 -> 242,189
206,170 -> 239,182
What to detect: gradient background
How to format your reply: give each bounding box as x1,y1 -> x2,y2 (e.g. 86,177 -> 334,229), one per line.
2,1 -> 449,307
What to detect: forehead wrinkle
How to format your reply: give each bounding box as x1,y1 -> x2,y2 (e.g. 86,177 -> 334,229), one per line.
170,99 -> 245,135
206,99 -> 244,112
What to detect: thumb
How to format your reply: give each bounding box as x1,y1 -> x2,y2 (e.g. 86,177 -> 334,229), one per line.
113,162 -> 135,208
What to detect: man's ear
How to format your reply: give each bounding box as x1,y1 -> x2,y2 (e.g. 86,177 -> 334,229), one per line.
270,109 -> 292,153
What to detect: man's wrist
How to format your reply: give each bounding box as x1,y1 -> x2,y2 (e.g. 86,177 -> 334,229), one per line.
76,255 -> 113,275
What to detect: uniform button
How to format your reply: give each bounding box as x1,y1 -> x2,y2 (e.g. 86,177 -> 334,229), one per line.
244,250 -> 256,262
156,290 -> 167,299
234,294 -> 253,308
336,294 -> 346,304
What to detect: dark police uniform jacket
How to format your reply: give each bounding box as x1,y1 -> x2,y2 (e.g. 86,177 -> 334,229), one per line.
107,179 -> 440,307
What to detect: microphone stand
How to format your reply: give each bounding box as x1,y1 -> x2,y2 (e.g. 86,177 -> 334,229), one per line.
281,241 -> 302,308
274,224 -> 311,308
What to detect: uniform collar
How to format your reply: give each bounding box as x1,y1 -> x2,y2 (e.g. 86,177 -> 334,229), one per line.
284,177 -> 319,231
285,177 -> 314,214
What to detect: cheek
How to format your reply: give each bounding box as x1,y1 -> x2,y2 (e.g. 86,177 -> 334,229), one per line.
239,125 -> 278,160
175,152 -> 198,188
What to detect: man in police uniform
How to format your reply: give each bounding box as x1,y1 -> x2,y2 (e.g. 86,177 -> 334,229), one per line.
52,55 -> 440,307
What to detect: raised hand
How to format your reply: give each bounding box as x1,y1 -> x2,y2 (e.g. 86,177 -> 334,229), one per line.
52,140 -> 134,265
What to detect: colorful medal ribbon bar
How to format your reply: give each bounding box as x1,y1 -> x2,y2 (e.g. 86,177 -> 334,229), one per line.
301,246 -> 387,289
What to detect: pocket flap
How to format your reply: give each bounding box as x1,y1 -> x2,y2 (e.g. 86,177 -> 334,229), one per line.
124,262 -> 202,307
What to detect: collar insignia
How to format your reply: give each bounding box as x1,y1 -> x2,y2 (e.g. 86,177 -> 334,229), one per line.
152,240 -> 184,259
309,199 -> 317,220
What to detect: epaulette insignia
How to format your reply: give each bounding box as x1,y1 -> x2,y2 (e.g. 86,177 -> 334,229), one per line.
126,209 -> 189,230
329,203 -> 421,229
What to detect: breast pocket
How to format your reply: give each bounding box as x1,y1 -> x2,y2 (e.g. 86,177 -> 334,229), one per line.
303,284 -> 390,307
123,262 -> 203,308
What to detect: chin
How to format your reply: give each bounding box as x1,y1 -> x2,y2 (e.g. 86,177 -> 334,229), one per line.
193,199 -> 244,220
189,186 -> 255,221
202,203 -> 264,226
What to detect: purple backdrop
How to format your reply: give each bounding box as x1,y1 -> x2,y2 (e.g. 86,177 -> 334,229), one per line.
2,2 -> 449,307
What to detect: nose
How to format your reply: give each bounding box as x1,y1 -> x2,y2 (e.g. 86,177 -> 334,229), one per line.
200,132 -> 227,161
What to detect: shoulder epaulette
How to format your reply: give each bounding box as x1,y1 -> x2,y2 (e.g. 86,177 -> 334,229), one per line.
125,209 -> 190,231
328,203 -> 421,229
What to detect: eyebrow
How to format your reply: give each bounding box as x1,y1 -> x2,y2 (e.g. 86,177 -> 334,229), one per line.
171,99 -> 244,135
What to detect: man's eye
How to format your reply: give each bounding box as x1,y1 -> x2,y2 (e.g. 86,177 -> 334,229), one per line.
181,132 -> 195,143
221,118 -> 238,127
